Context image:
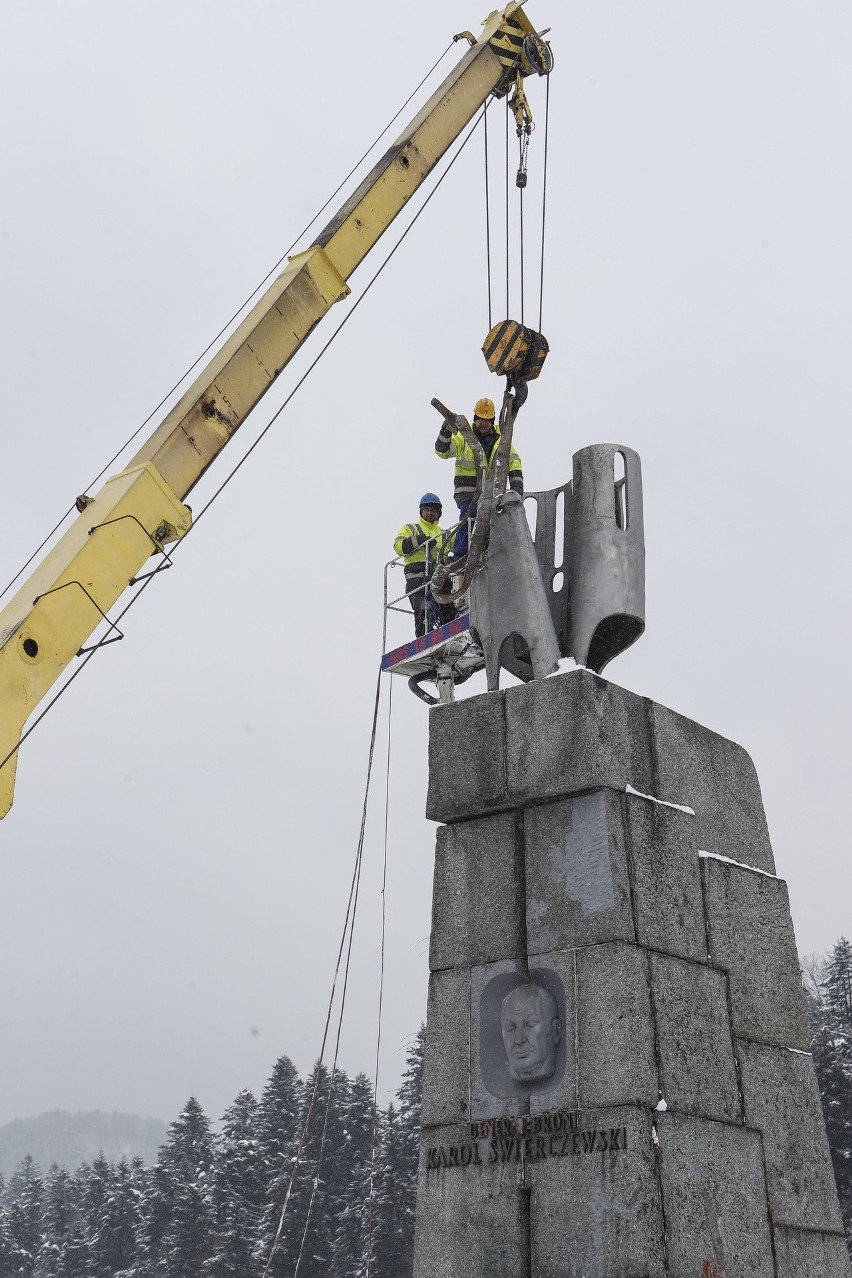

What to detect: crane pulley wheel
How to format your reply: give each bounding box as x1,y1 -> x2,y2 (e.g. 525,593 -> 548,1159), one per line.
482,319 -> 549,383
520,32 -> 554,78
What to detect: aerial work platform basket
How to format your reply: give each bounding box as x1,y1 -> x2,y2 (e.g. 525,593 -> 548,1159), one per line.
382,518 -> 485,704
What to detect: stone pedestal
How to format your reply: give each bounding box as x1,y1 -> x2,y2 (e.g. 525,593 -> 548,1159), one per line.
413,669 -> 850,1278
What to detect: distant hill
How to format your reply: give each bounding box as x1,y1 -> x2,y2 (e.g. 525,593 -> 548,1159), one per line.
0,1111 -> 168,1177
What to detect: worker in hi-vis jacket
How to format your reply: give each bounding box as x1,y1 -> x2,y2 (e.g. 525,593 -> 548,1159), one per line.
434,396 -> 524,557
393,494 -> 455,637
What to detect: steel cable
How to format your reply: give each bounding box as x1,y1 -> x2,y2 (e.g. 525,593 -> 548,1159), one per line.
484,101 -> 493,331
262,667 -> 384,1278
519,155 -> 525,326
0,42 -> 455,607
0,105 -> 488,784
505,99 -> 511,318
538,72 -> 551,334
365,675 -> 393,1276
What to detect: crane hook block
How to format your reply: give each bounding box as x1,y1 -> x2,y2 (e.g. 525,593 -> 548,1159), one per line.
482,320 -> 549,383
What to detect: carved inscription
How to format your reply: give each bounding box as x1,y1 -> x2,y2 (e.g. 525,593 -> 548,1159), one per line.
424,1109 -> 627,1172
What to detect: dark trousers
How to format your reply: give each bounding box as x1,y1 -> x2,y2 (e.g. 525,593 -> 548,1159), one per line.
409,580 -> 456,637
454,498 -> 476,558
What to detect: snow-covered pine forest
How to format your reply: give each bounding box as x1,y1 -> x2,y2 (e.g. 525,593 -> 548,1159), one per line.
2,935 -> 851,1277
0,1029 -> 424,1278
803,936 -> 852,1255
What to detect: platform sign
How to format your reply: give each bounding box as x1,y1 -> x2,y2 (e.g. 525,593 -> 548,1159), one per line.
382,614 -> 471,671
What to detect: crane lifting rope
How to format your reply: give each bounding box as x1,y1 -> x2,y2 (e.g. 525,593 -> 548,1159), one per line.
381,66 -> 556,705
0,2 -> 554,819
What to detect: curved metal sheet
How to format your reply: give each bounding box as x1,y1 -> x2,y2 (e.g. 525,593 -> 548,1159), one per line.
567,444 -> 645,672
469,492 -> 560,691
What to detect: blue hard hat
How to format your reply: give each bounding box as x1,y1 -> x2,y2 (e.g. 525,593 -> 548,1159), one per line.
419,492 -> 442,508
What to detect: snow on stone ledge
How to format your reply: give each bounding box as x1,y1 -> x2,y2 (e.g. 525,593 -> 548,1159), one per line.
625,783 -> 696,816
698,850 -> 780,881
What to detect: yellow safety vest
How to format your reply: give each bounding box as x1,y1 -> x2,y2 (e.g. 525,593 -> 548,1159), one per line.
435,426 -> 523,502
393,518 -> 446,579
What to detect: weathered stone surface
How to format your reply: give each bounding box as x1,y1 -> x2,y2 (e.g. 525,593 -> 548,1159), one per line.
650,952 -> 741,1122
702,857 -> 810,1050
421,968 -> 470,1129
430,813 -> 522,972
426,693 -> 507,823
505,669 -> 655,805
655,1111 -> 774,1277
737,1039 -> 844,1233
524,791 -> 634,954
470,958 -> 530,1120
419,675 -> 844,1274
576,942 -> 658,1108
625,794 -> 708,962
413,1122 -> 529,1278
774,1225 -> 852,1277
528,1106 -> 666,1278
650,700 -> 775,871
529,949 -> 578,1115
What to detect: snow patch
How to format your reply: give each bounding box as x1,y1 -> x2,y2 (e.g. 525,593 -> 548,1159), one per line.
655,1098 -> 668,1112
548,656 -> 580,677
625,784 -> 695,815
787,1048 -> 813,1057
698,850 -> 780,881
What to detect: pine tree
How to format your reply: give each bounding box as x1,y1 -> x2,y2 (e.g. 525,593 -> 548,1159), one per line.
364,1104 -> 410,1278
82,1153 -> 114,1278
206,1089 -> 264,1278
823,938 -> 852,1033
260,1063 -> 342,1278
140,1096 -> 214,1278
6,1156 -> 44,1278
90,1157 -> 141,1276
394,1025 -> 425,1270
331,1074 -> 376,1277
34,1165 -> 83,1278
257,1058 -> 302,1188
0,1230 -> 11,1278
807,941 -> 852,1257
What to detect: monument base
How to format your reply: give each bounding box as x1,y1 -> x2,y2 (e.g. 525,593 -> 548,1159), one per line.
414,670 -> 849,1278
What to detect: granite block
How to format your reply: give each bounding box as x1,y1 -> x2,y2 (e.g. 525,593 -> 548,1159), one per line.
505,669 -> 654,805
421,968 -> 470,1129
649,952 -> 741,1122
702,857 -> 810,1050
774,1225 -> 852,1277
576,942 -> 658,1108
650,700 -> 775,871
655,1111 -> 774,1277
430,813 -> 522,972
413,1122 -> 528,1278
426,692 -> 508,823
528,949 -> 578,1115
625,793 -> 708,962
470,958 -> 530,1120
528,1105 -> 666,1278
737,1038 -> 844,1233
524,791 -> 634,954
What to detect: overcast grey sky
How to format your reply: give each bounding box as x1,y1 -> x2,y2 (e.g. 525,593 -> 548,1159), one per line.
1,0 -> 850,1132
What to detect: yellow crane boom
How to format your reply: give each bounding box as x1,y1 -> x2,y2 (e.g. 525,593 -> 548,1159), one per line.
0,3 -> 551,818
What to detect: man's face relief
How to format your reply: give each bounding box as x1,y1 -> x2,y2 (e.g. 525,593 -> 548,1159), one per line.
500,983 -> 562,1083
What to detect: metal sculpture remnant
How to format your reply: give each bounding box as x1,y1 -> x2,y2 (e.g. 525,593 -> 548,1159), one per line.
382,435 -> 647,702
479,442 -> 646,691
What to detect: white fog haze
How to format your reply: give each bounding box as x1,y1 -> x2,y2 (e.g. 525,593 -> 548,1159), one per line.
1,0 -> 850,1133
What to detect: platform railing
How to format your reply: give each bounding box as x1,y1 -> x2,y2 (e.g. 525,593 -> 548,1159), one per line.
382,516 -> 473,653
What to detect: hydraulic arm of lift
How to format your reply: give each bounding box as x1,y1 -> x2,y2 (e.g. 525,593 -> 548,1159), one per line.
0,3 -> 552,818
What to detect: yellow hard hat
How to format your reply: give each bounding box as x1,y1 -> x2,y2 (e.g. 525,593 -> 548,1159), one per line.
474,397 -> 496,420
